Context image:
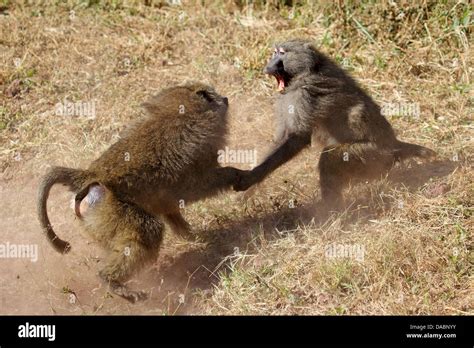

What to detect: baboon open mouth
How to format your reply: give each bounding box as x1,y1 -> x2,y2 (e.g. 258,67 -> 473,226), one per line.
274,74 -> 286,92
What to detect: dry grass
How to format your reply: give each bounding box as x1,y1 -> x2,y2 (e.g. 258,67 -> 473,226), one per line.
0,0 -> 472,315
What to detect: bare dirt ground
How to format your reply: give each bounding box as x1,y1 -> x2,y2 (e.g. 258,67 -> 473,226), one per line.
0,2 -> 472,315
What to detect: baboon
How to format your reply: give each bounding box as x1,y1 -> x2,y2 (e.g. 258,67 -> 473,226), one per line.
38,83 -> 244,302
234,39 -> 436,208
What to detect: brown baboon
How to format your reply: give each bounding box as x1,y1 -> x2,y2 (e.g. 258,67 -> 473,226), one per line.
234,39 -> 436,208
38,83 -> 244,302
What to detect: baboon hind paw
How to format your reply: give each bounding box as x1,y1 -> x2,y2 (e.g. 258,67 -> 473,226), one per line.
108,281 -> 149,303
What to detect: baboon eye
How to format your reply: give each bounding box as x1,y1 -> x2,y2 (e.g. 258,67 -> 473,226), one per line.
273,48 -> 285,58
196,90 -> 214,103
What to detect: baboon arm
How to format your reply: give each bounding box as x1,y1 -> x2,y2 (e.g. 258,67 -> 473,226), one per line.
234,133 -> 311,191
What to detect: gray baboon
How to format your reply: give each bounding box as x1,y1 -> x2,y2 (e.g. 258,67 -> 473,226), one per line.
38,83 -> 244,302
234,39 -> 435,208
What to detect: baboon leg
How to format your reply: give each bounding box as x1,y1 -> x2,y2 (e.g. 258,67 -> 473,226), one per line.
164,211 -> 195,241
318,142 -> 395,209
99,202 -> 164,303
318,150 -> 345,209
100,248 -> 150,303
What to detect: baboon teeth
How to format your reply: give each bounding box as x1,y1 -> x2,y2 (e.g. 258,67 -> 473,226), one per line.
275,74 -> 285,91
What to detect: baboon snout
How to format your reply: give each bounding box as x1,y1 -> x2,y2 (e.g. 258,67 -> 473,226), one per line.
264,58 -> 284,75
222,97 -> 228,105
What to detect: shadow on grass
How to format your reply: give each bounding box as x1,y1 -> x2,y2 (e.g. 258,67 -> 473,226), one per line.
154,159 -> 458,312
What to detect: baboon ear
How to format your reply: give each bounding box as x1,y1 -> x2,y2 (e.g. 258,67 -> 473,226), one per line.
141,99 -> 158,114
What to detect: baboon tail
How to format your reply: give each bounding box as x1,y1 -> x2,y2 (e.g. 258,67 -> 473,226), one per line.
37,166 -> 89,254
394,141 -> 436,161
